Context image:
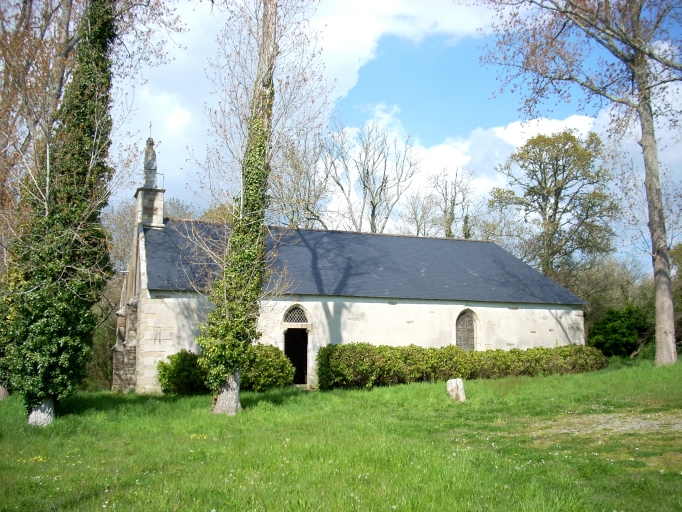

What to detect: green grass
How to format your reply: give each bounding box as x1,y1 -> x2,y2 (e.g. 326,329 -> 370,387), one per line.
1,360 -> 681,511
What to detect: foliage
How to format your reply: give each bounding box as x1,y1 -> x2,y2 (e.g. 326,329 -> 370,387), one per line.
241,344 -> 295,392
2,362 -> 682,510
196,117 -> 271,394
157,350 -> 209,396
589,304 -> 654,358
489,130 -> 618,288
81,315 -> 116,391
1,0 -> 115,411
157,345 -> 294,395
196,1 -> 276,400
316,343 -> 608,390
477,0 -> 679,366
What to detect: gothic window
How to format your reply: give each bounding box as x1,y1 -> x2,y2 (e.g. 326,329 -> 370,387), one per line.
284,306 -> 308,324
456,312 -> 475,352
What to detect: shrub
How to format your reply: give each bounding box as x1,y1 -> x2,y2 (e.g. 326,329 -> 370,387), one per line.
316,343 -> 608,390
241,344 -> 295,392
588,304 -> 653,357
157,350 -> 209,395
157,345 -> 295,394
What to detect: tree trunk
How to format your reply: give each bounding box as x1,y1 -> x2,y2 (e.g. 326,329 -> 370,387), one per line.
212,370 -> 242,416
0,383 -> 9,401
636,69 -> 677,365
28,397 -> 55,426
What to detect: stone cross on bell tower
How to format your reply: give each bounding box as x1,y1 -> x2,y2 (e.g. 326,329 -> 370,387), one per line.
134,137 -> 165,228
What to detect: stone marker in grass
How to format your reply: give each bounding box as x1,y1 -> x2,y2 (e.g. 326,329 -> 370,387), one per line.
28,398 -> 54,427
447,379 -> 466,402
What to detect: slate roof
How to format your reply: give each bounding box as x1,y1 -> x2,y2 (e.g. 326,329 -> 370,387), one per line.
143,220 -> 584,305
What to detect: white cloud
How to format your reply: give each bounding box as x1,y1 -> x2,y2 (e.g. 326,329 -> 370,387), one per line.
312,0 -> 492,100
165,105 -> 192,133
492,115 -> 595,148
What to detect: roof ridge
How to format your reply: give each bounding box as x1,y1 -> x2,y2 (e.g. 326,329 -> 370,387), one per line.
161,218 -> 492,243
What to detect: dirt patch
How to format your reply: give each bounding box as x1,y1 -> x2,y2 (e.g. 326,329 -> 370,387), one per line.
532,410 -> 682,435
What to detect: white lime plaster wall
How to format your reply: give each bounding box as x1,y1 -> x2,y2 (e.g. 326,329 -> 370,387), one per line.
257,295 -> 585,388
129,291 -> 584,392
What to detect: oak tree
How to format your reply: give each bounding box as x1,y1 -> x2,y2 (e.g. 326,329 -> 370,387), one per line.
489,130 -> 619,289
477,0 -> 681,364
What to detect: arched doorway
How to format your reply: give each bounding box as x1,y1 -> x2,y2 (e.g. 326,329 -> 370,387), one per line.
456,311 -> 476,352
283,306 -> 309,384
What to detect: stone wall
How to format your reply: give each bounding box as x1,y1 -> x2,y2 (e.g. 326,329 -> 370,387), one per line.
133,290 -> 213,393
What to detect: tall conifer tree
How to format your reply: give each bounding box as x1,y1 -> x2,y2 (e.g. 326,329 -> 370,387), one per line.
2,0 -> 115,425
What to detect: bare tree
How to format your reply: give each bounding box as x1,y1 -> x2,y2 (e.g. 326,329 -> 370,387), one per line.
268,136 -> 330,228
0,0 -> 184,276
198,0 -> 329,211
397,190 -> 438,236
191,0 -> 324,415
617,161 -> 682,256
476,0 -> 680,363
325,121 -> 420,233
429,167 -> 476,238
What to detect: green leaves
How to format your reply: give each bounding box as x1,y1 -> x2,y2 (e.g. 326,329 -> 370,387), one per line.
197,81 -> 273,396
589,304 -> 654,357
1,0 -> 115,412
316,343 -> 609,390
491,130 -> 618,284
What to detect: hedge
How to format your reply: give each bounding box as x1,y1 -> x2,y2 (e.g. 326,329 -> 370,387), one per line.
316,343 -> 609,390
157,345 -> 294,395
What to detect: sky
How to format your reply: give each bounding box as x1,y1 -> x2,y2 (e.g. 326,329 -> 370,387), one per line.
113,0 -> 682,251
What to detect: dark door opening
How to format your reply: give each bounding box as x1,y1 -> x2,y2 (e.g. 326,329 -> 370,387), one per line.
284,328 -> 308,384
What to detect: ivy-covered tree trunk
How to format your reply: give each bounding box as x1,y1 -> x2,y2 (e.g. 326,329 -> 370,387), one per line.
197,0 -> 277,415
1,0 -> 115,425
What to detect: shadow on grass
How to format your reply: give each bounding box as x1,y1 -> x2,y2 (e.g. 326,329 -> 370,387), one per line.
57,391 -> 185,417
54,386 -> 304,418
240,386 -> 304,410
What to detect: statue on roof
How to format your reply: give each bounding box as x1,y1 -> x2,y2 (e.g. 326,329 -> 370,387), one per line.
144,137 -> 157,188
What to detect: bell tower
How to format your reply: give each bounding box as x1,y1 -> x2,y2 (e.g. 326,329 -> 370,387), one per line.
134,138 -> 165,228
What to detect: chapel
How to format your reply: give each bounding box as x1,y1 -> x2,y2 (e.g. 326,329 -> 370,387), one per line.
112,139 -> 585,393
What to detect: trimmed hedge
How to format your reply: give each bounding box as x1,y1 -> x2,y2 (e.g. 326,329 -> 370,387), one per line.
157,345 -> 294,395
316,343 -> 609,390
241,344 -> 295,392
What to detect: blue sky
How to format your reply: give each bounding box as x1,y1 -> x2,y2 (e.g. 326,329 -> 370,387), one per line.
337,34 -> 577,147
113,0 -> 682,252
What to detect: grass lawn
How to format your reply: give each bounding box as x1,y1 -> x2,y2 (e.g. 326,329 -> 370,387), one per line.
1,359 -> 681,511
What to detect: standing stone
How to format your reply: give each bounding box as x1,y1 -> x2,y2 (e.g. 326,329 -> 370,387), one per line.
28,398 -> 55,426
212,371 -> 242,416
0,384 -> 9,401
447,378 -> 466,402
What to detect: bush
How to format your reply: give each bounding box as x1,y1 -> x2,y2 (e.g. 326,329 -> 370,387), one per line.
588,303 -> 653,357
241,344 -> 295,392
157,345 -> 295,395
316,343 -> 609,390
157,350 -> 209,395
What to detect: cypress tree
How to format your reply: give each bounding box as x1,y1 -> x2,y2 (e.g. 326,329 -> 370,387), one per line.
2,0 -> 115,424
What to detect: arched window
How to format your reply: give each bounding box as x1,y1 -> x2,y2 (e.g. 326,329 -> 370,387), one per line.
284,306 -> 308,324
456,312 -> 475,352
